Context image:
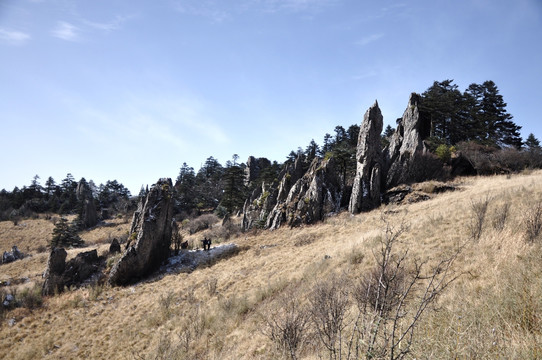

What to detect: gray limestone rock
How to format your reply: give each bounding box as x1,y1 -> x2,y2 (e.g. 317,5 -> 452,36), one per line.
76,180 -> 98,229
349,101 -> 384,214
42,247 -> 67,296
109,178 -> 174,286
384,93 -> 432,188
267,157 -> 343,229
245,156 -> 271,185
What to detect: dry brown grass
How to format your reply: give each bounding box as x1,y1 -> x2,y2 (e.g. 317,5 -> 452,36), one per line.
1,171 -> 542,359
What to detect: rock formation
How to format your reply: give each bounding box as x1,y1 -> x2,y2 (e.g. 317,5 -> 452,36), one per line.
242,182 -> 276,230
384,93 -> 431,188
42,248 -> 103,296
2,246 -> 24,264
42,248 -> 67,296
109,178 -> 174,286
349,101 -> 384,214
267,157 -> 343,229
242,155 -> 305,231
76,180 -> 98,228
245,156 -> 271,185
109,238 -> 121,254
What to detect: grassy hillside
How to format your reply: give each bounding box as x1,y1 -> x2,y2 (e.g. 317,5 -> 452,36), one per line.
1,171 -> 542,359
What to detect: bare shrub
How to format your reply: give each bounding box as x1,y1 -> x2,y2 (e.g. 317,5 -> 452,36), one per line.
208,220 -> 241,241
17,283 -> 44,309
309,274 -> 350,360
525,202 -> 542,243
468,195 -> 492,240
206,277 -> 218,296
409,151 -> 448,183
293,233 -> 316,247
492,203 -> 510,232
177,302 -> 206,356
264,295 -> 311,360
350,218 -> 460,360
187,214 -> 219,234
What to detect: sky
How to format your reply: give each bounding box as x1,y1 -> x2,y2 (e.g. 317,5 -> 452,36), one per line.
1,0 -> 541,195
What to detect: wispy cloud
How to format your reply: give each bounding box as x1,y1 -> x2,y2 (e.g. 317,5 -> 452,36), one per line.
51,21 -> 79,41
248,0 -> 336,14
83,15 -> 135,32
356,33 -> 384,46
172,0 -> 231,22
0,28 -> 31,45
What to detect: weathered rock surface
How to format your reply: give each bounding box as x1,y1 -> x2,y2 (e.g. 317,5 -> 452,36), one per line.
242,182 -> 277,230
384,93 -> 431,188
76,180 -> 98,228
42,248 -> 67,296
109,178 -> 174,286
349,101 -> 384,214
267,157 -> 343,229
63,250 -> 101,288
2,246 -> 24,264
245,156 -> 271,185
109,238 -> 121,254
42,248 -> 103,296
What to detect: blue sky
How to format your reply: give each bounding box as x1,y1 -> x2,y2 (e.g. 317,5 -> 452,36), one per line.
1,0 -> 541,194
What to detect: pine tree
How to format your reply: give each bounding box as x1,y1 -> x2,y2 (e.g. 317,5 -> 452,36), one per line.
219,155 -> 246,214
51,217 -> 83,248
525,133 -> 541,151
304,139 -> 320,164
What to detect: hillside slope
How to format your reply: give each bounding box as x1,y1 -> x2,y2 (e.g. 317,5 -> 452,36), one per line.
1,171 -> 542,359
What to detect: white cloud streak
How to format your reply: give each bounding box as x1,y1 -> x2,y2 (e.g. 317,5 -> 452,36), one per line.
172,0 -> 231,22
0,28 -> 31,45
51,21 -> 79,41
356,33 -> 384,46
83,15 -> 135,32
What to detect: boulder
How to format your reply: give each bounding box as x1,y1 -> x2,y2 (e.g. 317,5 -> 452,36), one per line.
42,248 -> 67,296
42,248 -> 103,296
63,250 -> 101,288
76,180 -> 98,228
384,93 -> 432,188
349,101 -> 384,214
109,178 -> 174,286
2,246 -> 24,264
109,238 -> 121,254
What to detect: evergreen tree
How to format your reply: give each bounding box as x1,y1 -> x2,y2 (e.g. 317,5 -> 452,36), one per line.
175,162 -> 197,210
525,133 -> 541,151
346,124 -> 360,147
195,156 -> 224,209
51,217 -> 83,248
334,125 -> 347,144
219,155 -> 247,214
304,139 -> 320,164
44,176 -> 56,200
383,124 -> 395,138
321,133 -> 333,155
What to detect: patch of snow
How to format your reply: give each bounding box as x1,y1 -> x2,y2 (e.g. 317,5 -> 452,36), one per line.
162,243 -> 238,274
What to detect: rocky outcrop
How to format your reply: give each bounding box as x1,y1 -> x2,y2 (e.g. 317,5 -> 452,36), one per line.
384,93 -> 431,188
109,238 -> 121,254
42,248 -> 67,296
349,101 -> 384,214
2,246 -> 24,264
267,157 -> 343,229
242,155 -> 305,231
242,182 -> 277,230
42,248 -> 103,296
76,180 -> 98,228
245,156 -> 271,185
109,178 -> 174,286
